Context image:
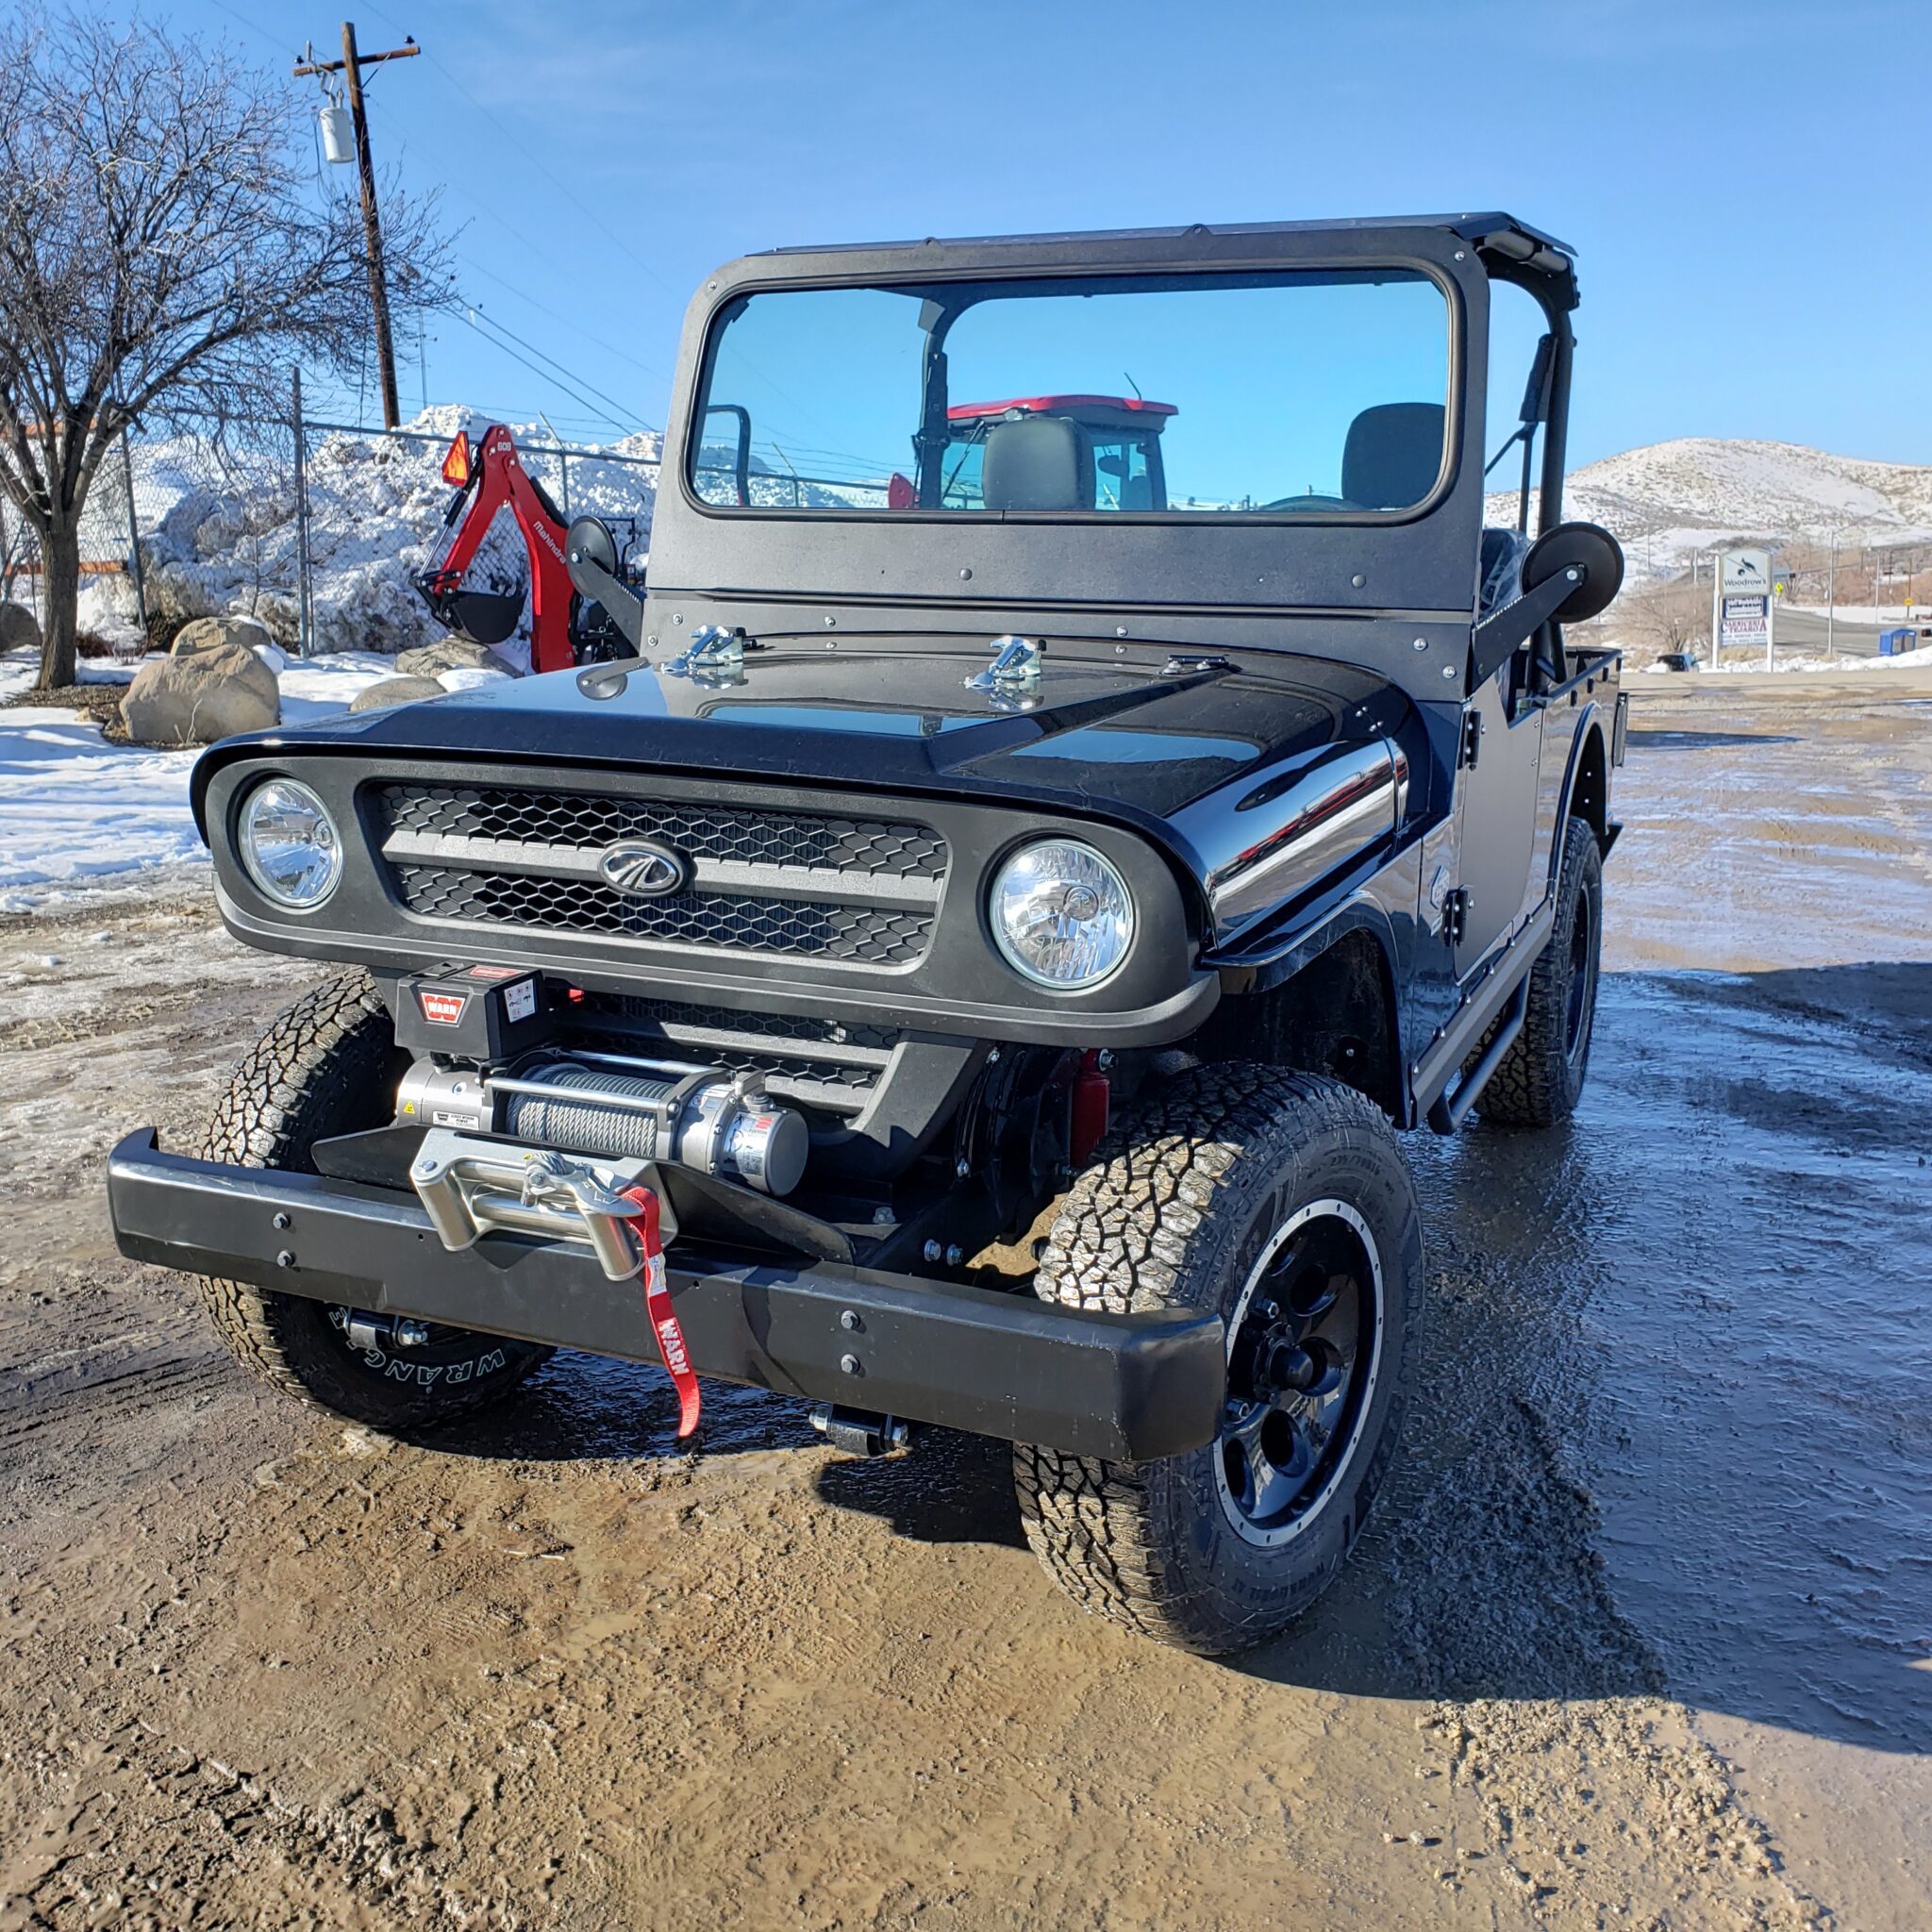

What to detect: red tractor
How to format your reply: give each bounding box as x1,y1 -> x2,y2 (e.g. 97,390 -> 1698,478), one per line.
910,393 -> 1177,511
414,425 -> 642,674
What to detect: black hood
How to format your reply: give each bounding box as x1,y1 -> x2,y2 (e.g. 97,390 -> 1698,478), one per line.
195,635 -> 1414,885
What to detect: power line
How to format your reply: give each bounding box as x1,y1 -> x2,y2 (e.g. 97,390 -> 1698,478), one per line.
453,308 -> 640,435
459,300 -> 654,431
358,2 -> 684,304
456,252 -> 672,389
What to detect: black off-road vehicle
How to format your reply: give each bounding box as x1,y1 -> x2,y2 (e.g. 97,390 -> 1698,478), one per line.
109,214 -> 1626,1654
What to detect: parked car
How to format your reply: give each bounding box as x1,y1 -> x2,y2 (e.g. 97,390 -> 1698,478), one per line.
109,211 -> 1626,1654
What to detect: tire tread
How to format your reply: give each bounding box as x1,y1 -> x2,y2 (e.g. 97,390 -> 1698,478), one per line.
196,970 -> 551,1426
1015,1064 -> 1413,1652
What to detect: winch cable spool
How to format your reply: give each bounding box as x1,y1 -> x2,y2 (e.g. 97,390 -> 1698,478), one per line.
503,1063 -> 698,1164
397,1054 -> 811,1196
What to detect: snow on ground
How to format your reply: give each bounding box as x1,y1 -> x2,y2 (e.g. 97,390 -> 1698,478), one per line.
0,712 -> 203,912
0,652 -> 422,911
1642,642 -> 1932,676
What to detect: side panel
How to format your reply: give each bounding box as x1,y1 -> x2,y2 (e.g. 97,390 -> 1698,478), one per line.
1533,695 -> 1586,886
1452,678 -> 1543,976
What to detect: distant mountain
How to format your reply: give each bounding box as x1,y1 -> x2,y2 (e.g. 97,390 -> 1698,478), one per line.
1488,439 -> 1932,581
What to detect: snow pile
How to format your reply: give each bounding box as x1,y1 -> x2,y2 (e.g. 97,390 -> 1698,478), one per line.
1490,440 -> 1932,584
80,407 -> 662,659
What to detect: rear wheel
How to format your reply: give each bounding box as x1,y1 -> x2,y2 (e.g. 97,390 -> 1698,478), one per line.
1014,1065 -> 1422,1655
196,971 -> 553,1429
1477,816 -> 1603,1128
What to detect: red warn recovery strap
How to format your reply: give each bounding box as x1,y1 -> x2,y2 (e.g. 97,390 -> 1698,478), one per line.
621,1186 -> 700,1440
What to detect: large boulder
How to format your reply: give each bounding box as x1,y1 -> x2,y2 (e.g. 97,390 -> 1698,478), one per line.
0,601 -> 40,655
121,640 -> 279,745
396,636 -> 510,678
171,614 -> 275,660
349,675 -> 445,713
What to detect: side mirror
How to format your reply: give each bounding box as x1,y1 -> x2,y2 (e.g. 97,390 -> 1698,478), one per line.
1521,521 -> 1624,625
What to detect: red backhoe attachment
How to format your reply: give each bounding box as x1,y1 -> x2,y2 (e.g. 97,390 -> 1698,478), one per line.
414,425 -> 639,674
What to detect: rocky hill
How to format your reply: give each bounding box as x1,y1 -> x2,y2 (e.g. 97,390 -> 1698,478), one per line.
1490,439 -> 1932,582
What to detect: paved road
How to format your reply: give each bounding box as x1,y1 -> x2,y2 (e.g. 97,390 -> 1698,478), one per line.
1732,606 -> 1904,662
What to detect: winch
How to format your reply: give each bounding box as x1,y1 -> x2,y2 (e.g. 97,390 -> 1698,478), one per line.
397,1050 -> 811,1196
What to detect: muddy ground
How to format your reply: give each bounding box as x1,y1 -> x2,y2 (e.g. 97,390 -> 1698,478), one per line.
2,681 -> 1928,1930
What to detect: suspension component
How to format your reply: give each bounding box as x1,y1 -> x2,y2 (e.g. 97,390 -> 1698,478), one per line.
809,1404 -> 912,1457
331,1307 -> 430,1352
397,1050 -> 810,1196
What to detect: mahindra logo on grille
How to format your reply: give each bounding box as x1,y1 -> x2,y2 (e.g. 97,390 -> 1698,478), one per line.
598,839 -> 689,898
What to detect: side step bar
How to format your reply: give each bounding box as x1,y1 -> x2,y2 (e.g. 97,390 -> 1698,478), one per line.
1425,973 -> 1530,1133
1411,898 -> 1553,1135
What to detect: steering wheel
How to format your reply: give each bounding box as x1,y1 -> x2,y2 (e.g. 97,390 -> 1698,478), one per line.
1257,493 -> 1363,512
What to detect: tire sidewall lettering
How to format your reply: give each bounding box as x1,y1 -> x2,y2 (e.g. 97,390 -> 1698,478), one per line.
354,1341 -> 510,1391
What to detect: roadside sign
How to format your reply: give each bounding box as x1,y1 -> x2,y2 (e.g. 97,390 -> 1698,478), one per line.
1713,548 -> 1775,668
1720,549 -> 1772,596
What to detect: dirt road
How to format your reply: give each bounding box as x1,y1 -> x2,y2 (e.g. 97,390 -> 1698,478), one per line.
3,684 -> 1928,1929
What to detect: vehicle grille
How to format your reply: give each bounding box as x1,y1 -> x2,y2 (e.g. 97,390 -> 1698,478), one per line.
372,783 -> 946,967
378,785 -> 947,876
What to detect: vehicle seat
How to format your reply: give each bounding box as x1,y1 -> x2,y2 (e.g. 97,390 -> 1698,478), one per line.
1341,402 -> 1446,510
1478,526 -> 1529,615
981,416 -> 1092,511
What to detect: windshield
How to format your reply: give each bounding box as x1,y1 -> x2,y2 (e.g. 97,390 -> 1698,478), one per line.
690,269 -> 1450,516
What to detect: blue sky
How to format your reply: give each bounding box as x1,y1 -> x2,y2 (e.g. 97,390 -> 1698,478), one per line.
188,0 -> 1931,469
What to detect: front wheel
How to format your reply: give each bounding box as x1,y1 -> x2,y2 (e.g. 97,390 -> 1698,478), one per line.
196,971 -> 554,1430
1014,1065 -> 1422,1655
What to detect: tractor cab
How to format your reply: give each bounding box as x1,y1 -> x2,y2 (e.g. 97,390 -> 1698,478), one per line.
934,394 -> 1176,512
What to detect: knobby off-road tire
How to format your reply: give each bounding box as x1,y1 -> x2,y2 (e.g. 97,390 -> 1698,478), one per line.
1477,817 -> 1604,1129
197,970 -> 553,1428
1014,1065 -> 1423,1655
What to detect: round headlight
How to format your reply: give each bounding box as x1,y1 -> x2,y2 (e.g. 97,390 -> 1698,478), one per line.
989,839 -> 1135,990
239,777 -> 341,909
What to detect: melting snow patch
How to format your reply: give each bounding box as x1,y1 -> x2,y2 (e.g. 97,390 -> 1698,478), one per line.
0,709 -> 205,908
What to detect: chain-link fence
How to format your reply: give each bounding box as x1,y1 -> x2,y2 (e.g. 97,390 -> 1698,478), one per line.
1,396 -> 662,664
287,417 -> 658,659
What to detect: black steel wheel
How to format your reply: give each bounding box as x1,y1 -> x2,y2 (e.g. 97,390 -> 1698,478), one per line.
1216,1201 -> 1383,1548
1014,1064 -> 1422,1655
1478,817 -> 1604,1128
195,971 -> 553,1428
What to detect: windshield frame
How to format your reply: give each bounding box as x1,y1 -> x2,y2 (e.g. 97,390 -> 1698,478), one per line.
680,258 -> 1467,529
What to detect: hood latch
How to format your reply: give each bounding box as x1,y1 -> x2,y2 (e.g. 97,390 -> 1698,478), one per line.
966,634 -> 1044,703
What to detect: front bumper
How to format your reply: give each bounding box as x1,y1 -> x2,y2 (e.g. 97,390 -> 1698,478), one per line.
107,1131 -> 1224,1461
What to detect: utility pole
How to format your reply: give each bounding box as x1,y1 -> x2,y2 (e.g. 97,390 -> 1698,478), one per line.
294,25 -> 420,430
1826,530 -> 1837,664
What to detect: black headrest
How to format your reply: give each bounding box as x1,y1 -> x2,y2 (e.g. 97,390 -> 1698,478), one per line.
1341,403 -> 1446,510
980,416 -> 1091,511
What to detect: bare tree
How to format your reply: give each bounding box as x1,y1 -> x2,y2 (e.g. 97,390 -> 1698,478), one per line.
1622,577 -> 1708,664
0,492 -> 30,614
0,10 -> 451,687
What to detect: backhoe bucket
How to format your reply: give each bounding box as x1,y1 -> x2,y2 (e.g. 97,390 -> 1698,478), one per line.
444,589 -> 523,646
